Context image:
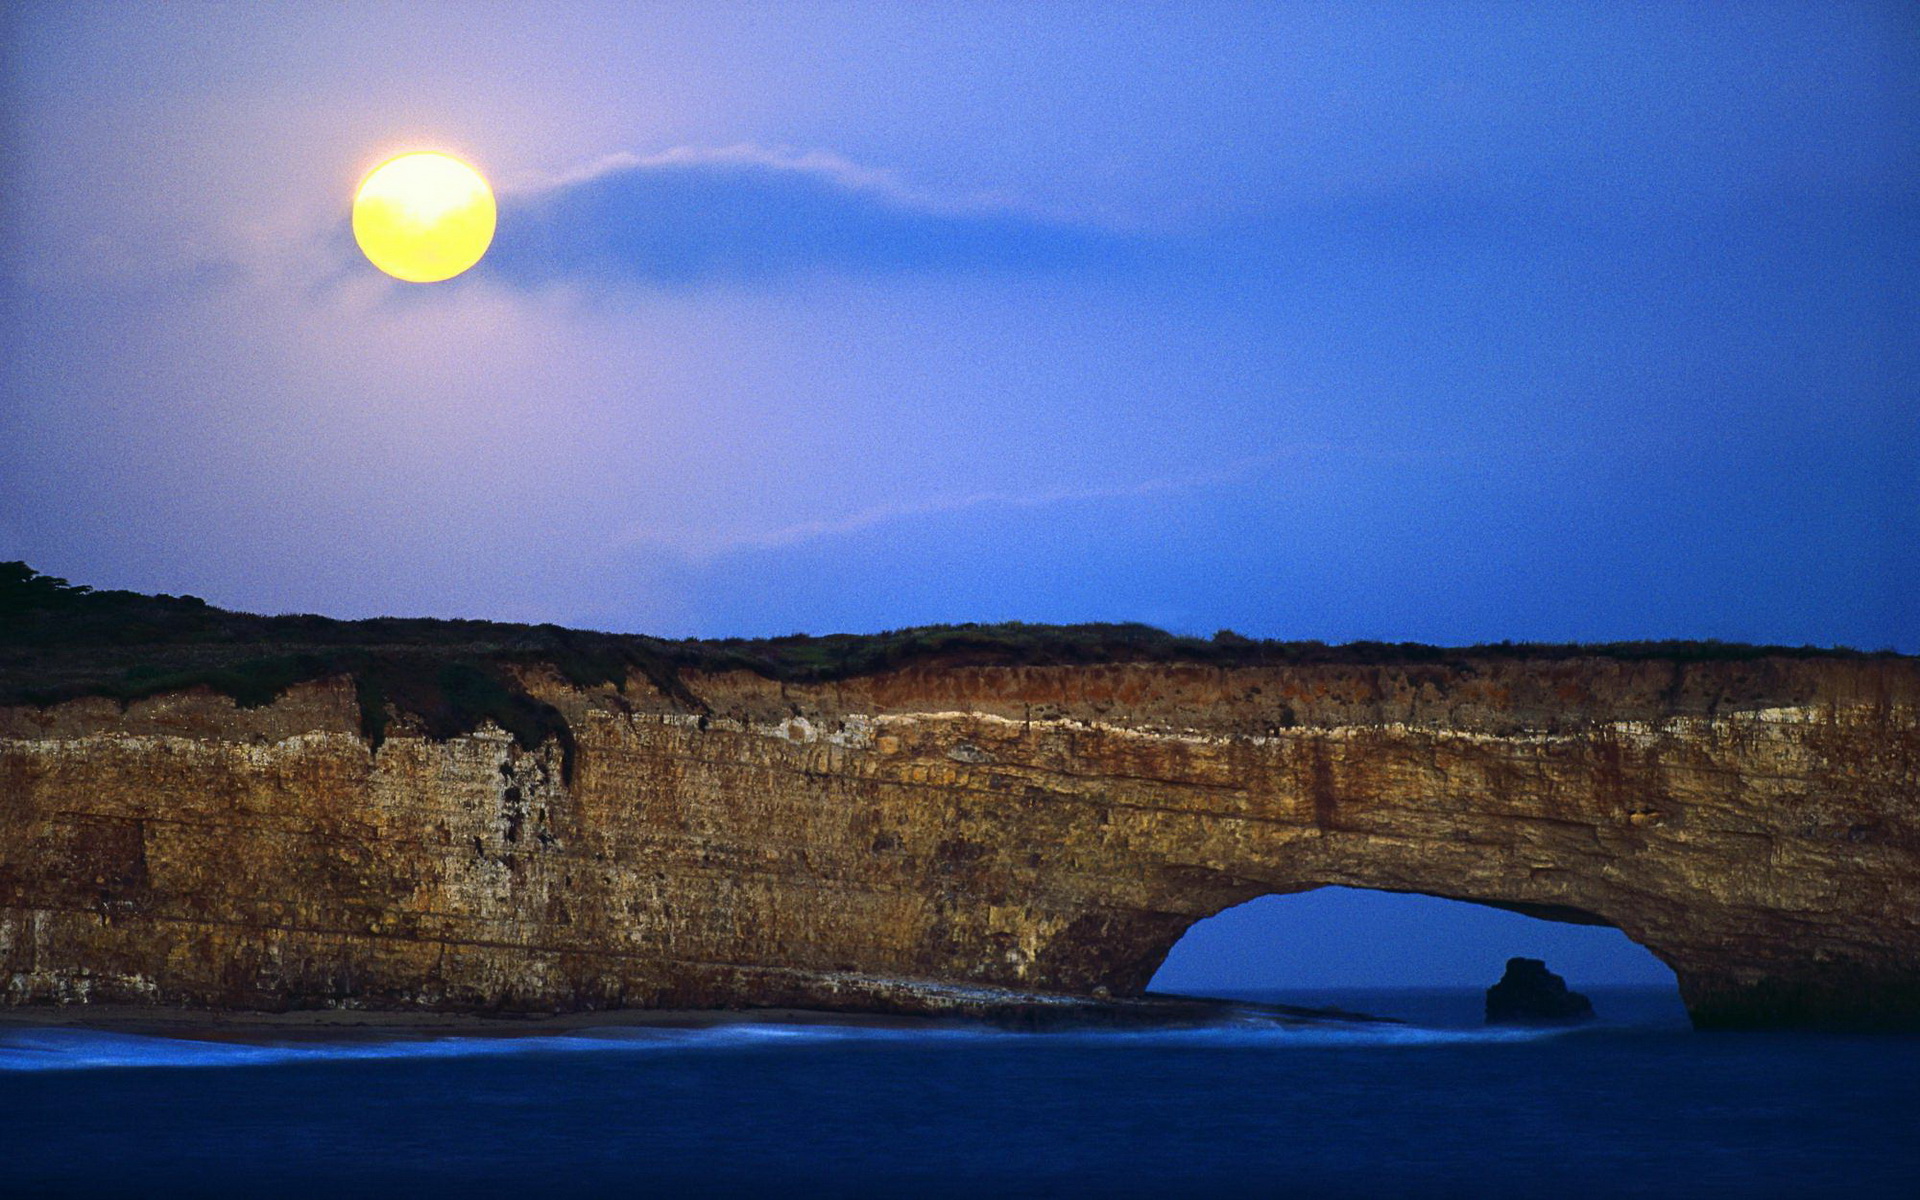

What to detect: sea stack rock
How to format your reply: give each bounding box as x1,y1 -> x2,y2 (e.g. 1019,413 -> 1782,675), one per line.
1486,958 -> 1596,1025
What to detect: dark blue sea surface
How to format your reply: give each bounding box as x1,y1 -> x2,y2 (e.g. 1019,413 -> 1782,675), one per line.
3,988 -> 1916,1199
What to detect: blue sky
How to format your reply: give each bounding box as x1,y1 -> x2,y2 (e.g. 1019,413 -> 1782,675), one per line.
1150,889 -> 1675,990
2,3 -> 1913,984
4,1 -> 1912,646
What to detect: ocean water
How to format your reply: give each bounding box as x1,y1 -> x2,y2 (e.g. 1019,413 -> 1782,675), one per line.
3,988 -> 1916,1199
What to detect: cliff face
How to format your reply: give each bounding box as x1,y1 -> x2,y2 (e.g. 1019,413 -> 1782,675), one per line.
3,655 -> 1916,1029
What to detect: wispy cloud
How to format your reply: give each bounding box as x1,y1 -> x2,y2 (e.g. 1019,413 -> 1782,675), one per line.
484,145 -> 1132,287
621,446 -> 1331,560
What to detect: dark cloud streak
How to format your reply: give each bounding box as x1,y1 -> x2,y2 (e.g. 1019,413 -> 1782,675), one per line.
483,149 -> 1132,287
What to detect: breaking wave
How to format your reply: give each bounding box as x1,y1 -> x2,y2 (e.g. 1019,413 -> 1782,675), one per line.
0,1016 -> 1572,1073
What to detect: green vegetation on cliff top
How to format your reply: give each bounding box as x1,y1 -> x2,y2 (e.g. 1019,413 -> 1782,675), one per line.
1,562 -> 1897,767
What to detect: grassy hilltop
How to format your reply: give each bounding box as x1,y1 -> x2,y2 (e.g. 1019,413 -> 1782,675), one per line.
2,562 -> 1887,763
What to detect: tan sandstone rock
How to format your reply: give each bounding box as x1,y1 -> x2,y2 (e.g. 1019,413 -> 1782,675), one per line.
3,654 -> 1916,1029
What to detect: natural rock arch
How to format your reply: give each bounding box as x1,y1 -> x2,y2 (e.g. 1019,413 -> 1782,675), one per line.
4,654 -> 1916,1030
838,697 -> 1913,1031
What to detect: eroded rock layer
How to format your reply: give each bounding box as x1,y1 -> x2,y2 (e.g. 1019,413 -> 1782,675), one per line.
3,655 -> 1916,1029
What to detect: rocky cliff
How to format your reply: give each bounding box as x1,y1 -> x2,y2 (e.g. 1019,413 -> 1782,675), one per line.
5,634 -> 1917,1031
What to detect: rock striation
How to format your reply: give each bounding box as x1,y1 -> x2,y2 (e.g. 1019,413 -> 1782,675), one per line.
3,623 -> 1918,1030
1486,958 -> 1595,1024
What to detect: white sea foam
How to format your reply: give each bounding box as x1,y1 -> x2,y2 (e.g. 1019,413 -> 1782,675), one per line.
0,1017 -> 1572,1073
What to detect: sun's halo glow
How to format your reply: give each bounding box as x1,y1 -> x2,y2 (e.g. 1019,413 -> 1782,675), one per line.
352,152 -> 496,283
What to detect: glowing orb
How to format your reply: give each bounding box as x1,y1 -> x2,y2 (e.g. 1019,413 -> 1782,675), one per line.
352,151 -> 496,282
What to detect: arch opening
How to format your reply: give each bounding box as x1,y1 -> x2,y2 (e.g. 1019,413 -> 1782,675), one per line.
1145,887 -> 1681,1023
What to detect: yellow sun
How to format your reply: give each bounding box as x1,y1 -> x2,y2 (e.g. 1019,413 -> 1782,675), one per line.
352,151 -> 496,282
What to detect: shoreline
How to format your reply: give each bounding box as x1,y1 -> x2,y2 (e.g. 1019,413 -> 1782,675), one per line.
0,1003 -> 956,1041
0,992 -> 1396,1042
